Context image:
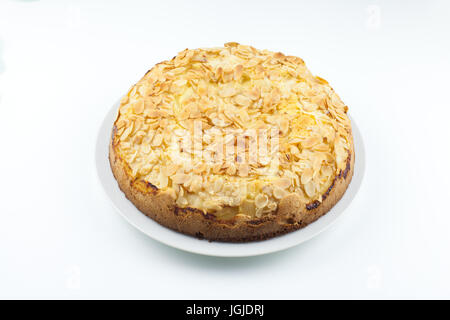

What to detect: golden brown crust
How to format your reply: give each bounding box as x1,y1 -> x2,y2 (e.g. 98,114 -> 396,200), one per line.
109,130 -> 354,242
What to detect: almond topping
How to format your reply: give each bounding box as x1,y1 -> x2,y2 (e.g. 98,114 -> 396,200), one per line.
151,133 -> 163,147
114,43 -> 352,216
234,94 -> 252,107
304,181 -> 316,198
274,177 -> 291,189
255,194 -> 269,209
171,173 -> 189,184
219,84 -> 238,97
273,186 -> 287,199
301,168 -> 313,185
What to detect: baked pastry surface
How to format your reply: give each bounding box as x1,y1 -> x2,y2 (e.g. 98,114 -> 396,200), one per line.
109,43 -> 354,242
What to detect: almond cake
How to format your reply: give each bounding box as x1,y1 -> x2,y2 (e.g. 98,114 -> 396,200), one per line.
109,43 -> 354,242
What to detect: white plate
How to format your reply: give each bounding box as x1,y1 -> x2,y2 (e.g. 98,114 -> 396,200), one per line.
96,100 -> 365,257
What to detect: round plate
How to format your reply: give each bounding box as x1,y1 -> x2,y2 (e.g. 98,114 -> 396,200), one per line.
96,100 -> 365,257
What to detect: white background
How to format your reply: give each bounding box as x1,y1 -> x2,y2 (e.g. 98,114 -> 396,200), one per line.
1,0 -> 449,299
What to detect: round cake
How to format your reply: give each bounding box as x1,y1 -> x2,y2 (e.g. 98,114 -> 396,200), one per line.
109,43 -> 354,242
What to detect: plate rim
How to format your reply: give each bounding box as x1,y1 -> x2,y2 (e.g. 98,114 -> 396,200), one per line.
95,100 -> 365,257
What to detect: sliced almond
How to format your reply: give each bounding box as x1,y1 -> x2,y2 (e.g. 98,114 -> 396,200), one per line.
274,177 -> 291,189
234,94 -> 252,107
304,181 -> 316,198
301,168 -> 313,185
255,194 -> 268,209
273,186 -> 287,199
218,84 -> 237,98
171,173 -> 189,184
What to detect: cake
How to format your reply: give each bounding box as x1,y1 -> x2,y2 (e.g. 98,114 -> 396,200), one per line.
109,43 -> 354,242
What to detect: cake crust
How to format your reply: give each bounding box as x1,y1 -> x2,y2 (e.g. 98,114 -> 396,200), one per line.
109,43 -> 355,242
